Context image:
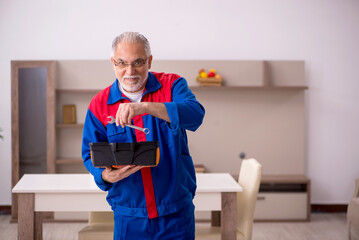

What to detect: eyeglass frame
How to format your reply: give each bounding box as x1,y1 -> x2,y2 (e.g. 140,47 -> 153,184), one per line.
113,57 -> 150,70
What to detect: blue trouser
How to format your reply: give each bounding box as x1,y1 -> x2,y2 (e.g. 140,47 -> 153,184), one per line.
113,202 -> 195,240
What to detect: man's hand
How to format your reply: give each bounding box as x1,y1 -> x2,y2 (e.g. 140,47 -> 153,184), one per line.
116,102 -> 145,127
116,102 -> 170,127
102,165 -> 143,183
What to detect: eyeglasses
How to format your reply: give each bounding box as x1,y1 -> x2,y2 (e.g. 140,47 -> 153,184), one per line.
113,57 -> 149,69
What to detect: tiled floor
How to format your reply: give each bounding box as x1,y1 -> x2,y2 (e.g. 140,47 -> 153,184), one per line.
0,213 -> 347,240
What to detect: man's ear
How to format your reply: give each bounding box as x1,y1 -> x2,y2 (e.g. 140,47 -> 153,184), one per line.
111,58 -> 115,71
148,55 -> 153,69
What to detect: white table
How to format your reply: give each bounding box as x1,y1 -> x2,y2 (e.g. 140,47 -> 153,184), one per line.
13,173 -> 242,240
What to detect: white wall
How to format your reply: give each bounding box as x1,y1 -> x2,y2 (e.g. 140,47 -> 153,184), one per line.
1,0 -> 358,205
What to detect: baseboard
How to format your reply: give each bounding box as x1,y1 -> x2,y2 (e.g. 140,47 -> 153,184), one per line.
1,204 -> 348,218
0,205 -> 11,215
311,204 -> 348,213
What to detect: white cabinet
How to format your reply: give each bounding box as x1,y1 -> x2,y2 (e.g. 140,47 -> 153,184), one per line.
255,193 -> 308,220
255,175 -> 310,221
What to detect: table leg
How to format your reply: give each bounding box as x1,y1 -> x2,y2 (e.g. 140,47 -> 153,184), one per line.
221,192 -> 237,240
211,211 -> 221,226
18,193 -> 35,240
35,212 -> 53,240
35,212 -> 45,240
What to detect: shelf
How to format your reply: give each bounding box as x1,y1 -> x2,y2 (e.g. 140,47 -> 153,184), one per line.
261,175 -> 310,184
56,159 -> 208,171
189,86 -> 308,90
56,123 -> 84,128
56,158 -> 83,165
56,86 -> 308,93
56,89 -> 101,94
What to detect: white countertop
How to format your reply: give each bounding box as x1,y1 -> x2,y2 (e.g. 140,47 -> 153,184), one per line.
195,173 -> 242,192
13,173 -> 242,193
12,174 -> 101,193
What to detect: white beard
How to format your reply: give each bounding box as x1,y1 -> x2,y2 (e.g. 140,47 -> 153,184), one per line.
120,75 -> 145,93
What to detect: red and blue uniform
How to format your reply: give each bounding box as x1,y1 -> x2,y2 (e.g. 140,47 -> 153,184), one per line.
82,72 -> 205,239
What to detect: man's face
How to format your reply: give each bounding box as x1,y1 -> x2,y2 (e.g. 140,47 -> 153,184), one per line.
111,41 -> 152,93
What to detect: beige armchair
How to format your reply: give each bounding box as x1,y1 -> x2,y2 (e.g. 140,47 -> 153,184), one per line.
196,158 -> 262,240
347,178 -> 359,240
78,211 -> 114,240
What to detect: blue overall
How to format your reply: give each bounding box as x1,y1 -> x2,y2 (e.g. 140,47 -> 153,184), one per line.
113,202 -> 195,240
82,72 -> 205,239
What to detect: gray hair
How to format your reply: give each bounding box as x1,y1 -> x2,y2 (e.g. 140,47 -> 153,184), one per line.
111,32 -> 151,58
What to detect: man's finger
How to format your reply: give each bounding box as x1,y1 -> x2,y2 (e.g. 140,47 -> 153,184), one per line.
121,106 -> 126,127
116,108 -> 121,126
128,166 -> 144,174
120,165 -> 133,171
127,108 -> 134,125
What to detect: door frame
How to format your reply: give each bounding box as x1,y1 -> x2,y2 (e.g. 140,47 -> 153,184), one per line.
11,61 -> 55,221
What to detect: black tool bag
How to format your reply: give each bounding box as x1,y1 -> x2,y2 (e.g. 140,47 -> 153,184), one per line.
89,141 -> 160,167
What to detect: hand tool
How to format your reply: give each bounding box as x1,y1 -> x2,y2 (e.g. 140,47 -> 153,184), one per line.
107,116 -> 150,134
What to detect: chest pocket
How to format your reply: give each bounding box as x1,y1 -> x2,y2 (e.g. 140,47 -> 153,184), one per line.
107,124 -> 129,143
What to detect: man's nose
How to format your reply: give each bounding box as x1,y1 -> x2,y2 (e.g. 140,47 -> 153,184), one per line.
126,65 -> 136,75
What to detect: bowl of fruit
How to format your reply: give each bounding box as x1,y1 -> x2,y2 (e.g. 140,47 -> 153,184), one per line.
196,69 -> 223,86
